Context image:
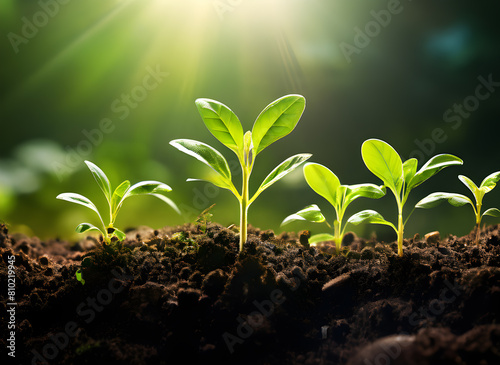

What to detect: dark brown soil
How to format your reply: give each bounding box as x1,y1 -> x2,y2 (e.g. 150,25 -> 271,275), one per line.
1,222 -> 500,365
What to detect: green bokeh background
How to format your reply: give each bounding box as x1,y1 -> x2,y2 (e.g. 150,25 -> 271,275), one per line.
1,0 -> 499,242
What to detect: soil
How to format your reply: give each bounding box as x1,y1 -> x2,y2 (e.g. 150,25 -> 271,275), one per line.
1,221 -> 500,365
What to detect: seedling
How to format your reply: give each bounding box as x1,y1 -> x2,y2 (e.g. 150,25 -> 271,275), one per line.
281,162 -> 385,251
170,95 -> 311,251
196,203 -> 216,233
348,139 -> 462,256
75,269 -> 85,285
57,160 -> 179,243
416,172 -> 500,244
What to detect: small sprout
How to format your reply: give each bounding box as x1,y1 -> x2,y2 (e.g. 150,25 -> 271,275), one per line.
416,171 -> 500,245
75,269 -> 85,285
424,231 -> 440,245
170,95 -> 311,251
195,204 -> 216,233
281,163 -> 385,252
57,160 -> 179,244
348,139 -> 462,257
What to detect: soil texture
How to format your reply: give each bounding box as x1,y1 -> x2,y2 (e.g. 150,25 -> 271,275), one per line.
1,222 -> 500,365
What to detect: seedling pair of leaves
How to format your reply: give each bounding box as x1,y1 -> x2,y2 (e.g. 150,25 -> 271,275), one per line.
416,171 -> 500,244
57,160 -> 179,244
170,94 -> 311,251
347,139 -> 463,256
282,162 -> 386,252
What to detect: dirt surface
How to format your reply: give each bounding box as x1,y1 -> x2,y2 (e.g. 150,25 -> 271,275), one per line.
1,222 -> 500,365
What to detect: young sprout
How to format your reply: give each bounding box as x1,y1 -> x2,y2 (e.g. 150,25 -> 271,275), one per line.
196,203 -> 216,233
170,95 -> 311,251
416,172 -> 500,245
281,163 -> 386,252
57,160 -> 179,243
348,139 -> 462,256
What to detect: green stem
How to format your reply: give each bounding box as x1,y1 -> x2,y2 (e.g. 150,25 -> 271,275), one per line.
109,205 -> 113,231
239,166 -> 250,251
475,203 -> 482,245
105,197 -> 114,244
105,224 -> 113,244
333,220 -> 341,252
397,209 -> 404,257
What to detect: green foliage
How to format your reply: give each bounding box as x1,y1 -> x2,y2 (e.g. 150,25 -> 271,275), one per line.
348,139 -> 462,256
170,95 -> 311,251
416,171 -> 500,244
57,160 -> 179,244
282,163 -> 385,252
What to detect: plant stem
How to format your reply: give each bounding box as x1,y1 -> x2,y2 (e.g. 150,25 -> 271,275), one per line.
104,223 -> 112,244
397,210 -> 404,257
239,166 -> 250,251
333,220 -> 341,252
474,223 -> 480,245
475,202 -> 482,245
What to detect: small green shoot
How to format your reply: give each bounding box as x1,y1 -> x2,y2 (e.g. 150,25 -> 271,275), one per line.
196,203 -> 216,233
416,171 -> 500,245
348,139 -> 462,256
170,95 -> 311,251
281,163 -> 385,252
57,160 -> 179,244
75,269 -> 85,285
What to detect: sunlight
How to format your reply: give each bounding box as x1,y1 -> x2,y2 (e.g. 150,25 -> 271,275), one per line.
0,0 -> 136,110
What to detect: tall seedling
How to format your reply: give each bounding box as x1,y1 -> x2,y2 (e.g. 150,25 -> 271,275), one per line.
348,139 -> 462,256
170,95 -> 311,251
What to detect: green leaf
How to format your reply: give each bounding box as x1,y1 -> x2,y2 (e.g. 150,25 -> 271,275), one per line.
459,175 -> 479,196
480,171 -> 500,192
343,184 -> 386,207
415,192 -> 472,209
151,193 -> 181,215
361,139 -> 403,195
403,158 -> 418,183
57,193 -> 102,220
243,131 -> 253,166
303,162 -> 340,208
111,180 -> 131,214
195,98 -> 244,154
75,222 -> 103,234
84,161 -> 112,202
481,208 -> 500,217
254,154 -> 311,199
309,233 -> 336,245
187,174 -> 235,191
124,181 -> 172,198
281,204 -> 326,226
113,228 -> 126,241
482,208 -> 500,218
170,139 -> 232,181
407,154 -> 463,191
120,180 -> 180,213
347,210 -> 397,232
251,94 -> 305,156
336,185 -> 348,208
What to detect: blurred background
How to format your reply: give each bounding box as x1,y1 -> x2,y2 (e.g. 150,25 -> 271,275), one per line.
1,0 -> 500,242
